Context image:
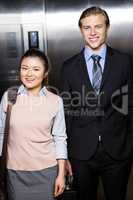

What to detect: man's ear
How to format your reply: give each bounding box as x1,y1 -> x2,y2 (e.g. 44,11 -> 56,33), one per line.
106,24 -> 110,32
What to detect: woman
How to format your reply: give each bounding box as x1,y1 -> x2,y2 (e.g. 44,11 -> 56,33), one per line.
0,48 -> 67,200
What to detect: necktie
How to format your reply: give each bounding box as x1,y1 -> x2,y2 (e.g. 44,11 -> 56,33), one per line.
91,54 -> 102,94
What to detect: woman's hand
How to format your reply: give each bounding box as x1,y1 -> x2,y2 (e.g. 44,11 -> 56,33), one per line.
54,174 -> 65,197
54,159 -> 66,197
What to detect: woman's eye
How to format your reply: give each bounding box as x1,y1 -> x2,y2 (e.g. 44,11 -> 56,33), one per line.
34,68 -> 39,71
21,67 -> 28,70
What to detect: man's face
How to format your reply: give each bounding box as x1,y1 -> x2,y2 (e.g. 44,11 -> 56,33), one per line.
80,14 -> 109,51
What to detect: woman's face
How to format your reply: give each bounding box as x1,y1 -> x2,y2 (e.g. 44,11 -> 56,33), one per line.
20,56 -> 47,95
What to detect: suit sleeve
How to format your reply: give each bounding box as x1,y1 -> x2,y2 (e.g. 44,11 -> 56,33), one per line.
128,56 -> 133,157
59,62 -> 73,152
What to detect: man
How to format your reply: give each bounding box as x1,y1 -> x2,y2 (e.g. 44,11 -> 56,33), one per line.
59,6 -> 133,200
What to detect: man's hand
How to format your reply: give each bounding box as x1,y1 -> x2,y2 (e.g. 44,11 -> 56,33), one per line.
65,160 -> 73,176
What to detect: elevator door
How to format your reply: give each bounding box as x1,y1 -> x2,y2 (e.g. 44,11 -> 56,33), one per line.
0,24 -> 23,98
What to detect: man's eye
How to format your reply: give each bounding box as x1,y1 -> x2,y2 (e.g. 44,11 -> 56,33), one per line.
96,25 -> 103,29
83,26 -> 90,30
34,68 -> 39,71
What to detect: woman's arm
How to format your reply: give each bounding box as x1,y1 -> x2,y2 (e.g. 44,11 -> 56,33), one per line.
52,97 -> 68,197
52,97 -> 68,160
54,159 -> 66,197
0,91 -> 7,156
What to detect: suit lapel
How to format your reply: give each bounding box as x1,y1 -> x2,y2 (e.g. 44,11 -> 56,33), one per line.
77,51 -> 94,91
100,46 -> 114,91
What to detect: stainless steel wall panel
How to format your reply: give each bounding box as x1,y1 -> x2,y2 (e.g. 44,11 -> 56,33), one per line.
0,24 -> 23,96
45,0 -> 88,86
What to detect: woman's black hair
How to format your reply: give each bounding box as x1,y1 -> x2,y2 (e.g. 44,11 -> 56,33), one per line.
20,48 -> 49,73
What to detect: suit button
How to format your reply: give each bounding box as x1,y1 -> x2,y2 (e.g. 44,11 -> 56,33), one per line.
98,135 -> 101,142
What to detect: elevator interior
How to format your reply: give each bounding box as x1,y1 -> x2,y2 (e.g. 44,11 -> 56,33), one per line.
0,0 -> 133,199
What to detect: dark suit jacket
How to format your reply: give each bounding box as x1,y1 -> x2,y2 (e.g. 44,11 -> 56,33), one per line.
60,46 -> 133,161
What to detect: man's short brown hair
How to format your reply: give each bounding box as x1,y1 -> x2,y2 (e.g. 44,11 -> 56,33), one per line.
78,6 -> 110,28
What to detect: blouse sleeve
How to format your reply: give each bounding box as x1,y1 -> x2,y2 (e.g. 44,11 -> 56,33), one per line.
0,91 -> 8,156
52,97 -> 68,160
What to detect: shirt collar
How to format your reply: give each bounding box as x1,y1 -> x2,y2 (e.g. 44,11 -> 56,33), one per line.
17,84 -> 47,96
84,45 -> 107,61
